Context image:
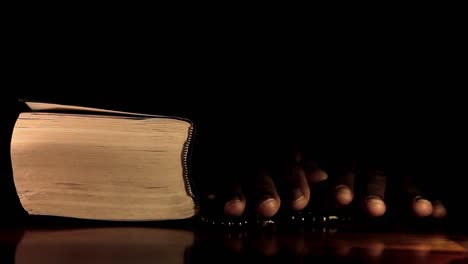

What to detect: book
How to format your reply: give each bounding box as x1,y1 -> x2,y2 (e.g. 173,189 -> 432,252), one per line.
10,100 -> 197,221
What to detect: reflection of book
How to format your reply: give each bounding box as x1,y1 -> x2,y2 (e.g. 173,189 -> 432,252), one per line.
15,227 -> 194,264
11,101 -> 197,221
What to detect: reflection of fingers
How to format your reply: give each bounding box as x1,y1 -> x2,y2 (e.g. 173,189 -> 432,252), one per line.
223,232 -> 245,253
364,168 -> 386,217
283,234 -> 308,256
253,171 -> 281,217
283,165 -> 310,211
364,240 -> 385,258
254,233 -> 279,256
431,200 -> 447,219
334,240 -> 352,256
412,197 -> 433,217
331,161 -> 356,207
223,182 -> 246,217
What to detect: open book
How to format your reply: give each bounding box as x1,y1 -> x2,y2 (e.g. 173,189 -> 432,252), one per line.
11,101 -> 197,221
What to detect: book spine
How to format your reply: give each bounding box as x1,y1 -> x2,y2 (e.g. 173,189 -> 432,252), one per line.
183,123 -> 196,199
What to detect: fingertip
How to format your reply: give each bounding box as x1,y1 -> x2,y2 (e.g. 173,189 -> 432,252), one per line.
306,168 -> 329,183
316,170 -> 329,181
224,199 -> 246,217
365,196 -> 386,217
335,185 -> 354,206
252,171 -> 280,218
412,198 -> 433,217
257,197 -> 281,217
432,200 -> 447,219
290,188 -> 310,211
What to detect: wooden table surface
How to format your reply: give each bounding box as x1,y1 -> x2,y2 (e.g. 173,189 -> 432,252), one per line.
1,219 -> 468,264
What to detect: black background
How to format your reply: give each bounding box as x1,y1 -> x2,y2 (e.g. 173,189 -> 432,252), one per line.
4,72 -> 467,233
3,22 -> 467,232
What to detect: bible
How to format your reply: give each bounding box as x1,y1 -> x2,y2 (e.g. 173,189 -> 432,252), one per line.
10,100 -> 197,221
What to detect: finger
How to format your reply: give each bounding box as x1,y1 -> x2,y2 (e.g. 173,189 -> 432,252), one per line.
364,168 -> 387,217
330,160 -> 356,207
198,163 -> 246,218
251,171 -> 281,218
223,182 -> 246,217
403,174 -> 434,218
297,155 -> 329,214
335,184 -> 354,207
198,178 -> 228,220
421,169 -> 447,219
281,164 -> 310,211
412,196 -> 433,217
303,159 -> 329,183
299,145 -> 328,183
272,148 -> 310,211
399,160 -> 444,218
431,200 -> 447,219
